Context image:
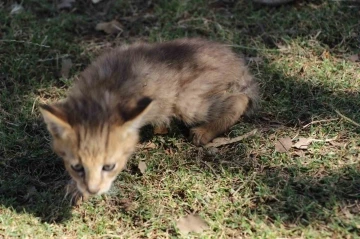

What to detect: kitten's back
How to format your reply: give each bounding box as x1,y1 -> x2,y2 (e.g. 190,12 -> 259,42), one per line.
68,38 -> 258,126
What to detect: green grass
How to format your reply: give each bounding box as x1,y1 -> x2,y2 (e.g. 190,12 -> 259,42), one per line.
1,0 -> 360,238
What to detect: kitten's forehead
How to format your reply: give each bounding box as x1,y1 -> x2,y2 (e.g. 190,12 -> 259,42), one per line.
74,124 -> 128,157
76,124 -> 109,150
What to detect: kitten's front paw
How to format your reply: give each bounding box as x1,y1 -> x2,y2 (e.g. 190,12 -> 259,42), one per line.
153,125 -> 169,135
65,180 -> 89,206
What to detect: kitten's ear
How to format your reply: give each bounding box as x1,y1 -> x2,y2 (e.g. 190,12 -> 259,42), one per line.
39,104 -> 72,139
118,97 -> 153,130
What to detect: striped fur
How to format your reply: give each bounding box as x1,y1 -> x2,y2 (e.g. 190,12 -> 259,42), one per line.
40,38 -> 259,200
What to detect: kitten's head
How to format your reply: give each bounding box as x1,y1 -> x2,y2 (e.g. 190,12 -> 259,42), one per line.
39,97 -> 152,198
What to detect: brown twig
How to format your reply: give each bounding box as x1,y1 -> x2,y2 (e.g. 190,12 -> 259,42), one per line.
205,129 -> 258,148
302,118 -> 339,129
334,109 -> 360,127
201,161 -> 219,178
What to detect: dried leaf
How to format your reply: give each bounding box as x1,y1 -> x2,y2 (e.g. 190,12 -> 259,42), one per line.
275,42 -> 290,51
348,54 -> 359,62
293,136 -> 337,149
95,20 -> 123,34
205,129 -> 257,148
143,142 -> 156,149
10,3 -> 24,15
321,50 -> 331,60
153,125 -> 168,135
138,161 -> 147,174
165,148 -> 174,155
61,58 -> 73,79
293,137 -> 314,149
275,137 -> 292,153
57,0 -> 76,10
136,141 -> 156,149
176,214 -> 209,235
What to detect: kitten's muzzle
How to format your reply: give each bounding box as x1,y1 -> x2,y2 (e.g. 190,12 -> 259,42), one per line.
86,185 -> 100,195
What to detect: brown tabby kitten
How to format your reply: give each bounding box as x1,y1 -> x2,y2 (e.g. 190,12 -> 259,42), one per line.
40,38 -> 259,200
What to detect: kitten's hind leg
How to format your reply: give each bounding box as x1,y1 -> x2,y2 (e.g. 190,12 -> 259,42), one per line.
190,94 -> 249,146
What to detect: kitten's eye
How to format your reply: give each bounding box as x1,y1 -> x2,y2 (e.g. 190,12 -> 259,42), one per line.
71,164 -> 84,173
102,164 -> 116,171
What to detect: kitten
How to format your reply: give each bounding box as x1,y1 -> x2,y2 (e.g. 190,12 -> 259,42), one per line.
39,38 -> 259,201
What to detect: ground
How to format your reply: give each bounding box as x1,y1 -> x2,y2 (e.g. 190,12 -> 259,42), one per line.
0,0 -> 359,238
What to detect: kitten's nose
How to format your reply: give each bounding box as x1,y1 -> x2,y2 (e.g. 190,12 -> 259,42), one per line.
87,185 -> 100,195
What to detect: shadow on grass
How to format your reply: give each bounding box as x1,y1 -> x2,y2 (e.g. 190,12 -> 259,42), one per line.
214,154 -> 360,229
0,131 -> 73,223
0,12 -> 77,225
255,63 -> 360,130
257,165 -> 359,225
224,159 -> 360,228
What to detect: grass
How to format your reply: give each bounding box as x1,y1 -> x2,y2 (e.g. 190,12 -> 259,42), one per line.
1,0 -> 360,238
